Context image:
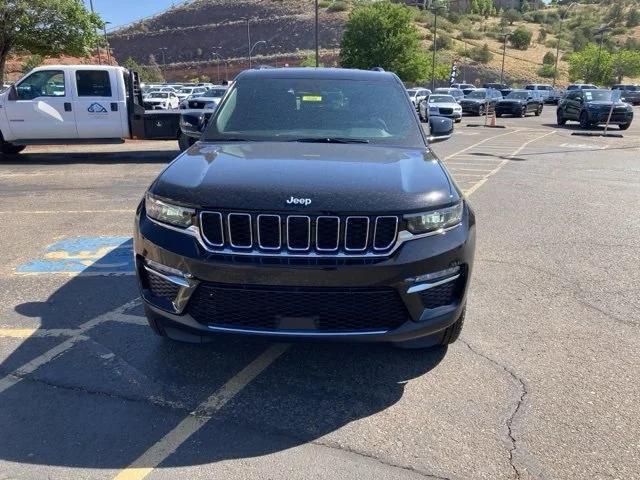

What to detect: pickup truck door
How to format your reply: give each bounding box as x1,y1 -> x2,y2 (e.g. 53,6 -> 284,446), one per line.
3,69 -> 78,140
72,69 -> 127,138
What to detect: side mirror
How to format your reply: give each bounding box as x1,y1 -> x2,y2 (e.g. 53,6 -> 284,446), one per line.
7,85 -> 17,101
427,116 -> 453,143
180,112 -> 206,139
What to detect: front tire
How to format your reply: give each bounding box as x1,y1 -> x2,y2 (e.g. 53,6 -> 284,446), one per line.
619,123 -> 631,130
519,105 -> 526,118
557,110 -> 566,126
178,132 -> 197,151
478,105 -> 486,116
579,111 -> 591,129
535,105 -> 542,116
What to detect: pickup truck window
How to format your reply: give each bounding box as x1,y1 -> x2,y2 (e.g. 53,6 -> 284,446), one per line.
205,77 -> 425,147
17,70 -> 65,100
76,70 -> 112,97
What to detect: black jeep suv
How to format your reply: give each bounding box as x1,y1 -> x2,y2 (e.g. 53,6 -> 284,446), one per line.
134,68 -> 475,348
557,89 -> 633,130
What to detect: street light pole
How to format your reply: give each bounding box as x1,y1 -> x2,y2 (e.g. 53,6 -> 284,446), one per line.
595,28 -> 608,85
249,40 -> 267,66
211,52 -> 222,84
103,23 -> 111,64
158,48 -> 168,67
431,5 -> 438,91
88,0 -> 102,65
553,2 -> 578,88
315,0 -> 319,67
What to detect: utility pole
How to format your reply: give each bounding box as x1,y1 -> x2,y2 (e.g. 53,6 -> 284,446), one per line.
158,47 -> 168,67
88,0 -> 102,65
431,4 -> 439,91
315,0 -> 319,67
103,23 -> 111,64
553,2 -> 578,88
595,27 -> 609,85
500,32 -> 509,85
247,18 -> 252,69
211,52 -> 221,84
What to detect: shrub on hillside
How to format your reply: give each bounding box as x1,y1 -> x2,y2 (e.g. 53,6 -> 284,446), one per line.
509,26 -> 532,50
538,27 -> 547,43
461,29 -> 483,40
537,64 -> 556,78
543,51 -> 556,65
502,8 -> 522,25
433,34 -> 452,50
627,8 -> 640,27
326,1 -> 347,13
469,43 -> 493,64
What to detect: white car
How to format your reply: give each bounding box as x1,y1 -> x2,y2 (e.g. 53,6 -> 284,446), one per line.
143,91 -> 179,110
419,94 -> 462,123
176,86 -> 207,101
406,88 -> 431,110
179,86 -> 228,109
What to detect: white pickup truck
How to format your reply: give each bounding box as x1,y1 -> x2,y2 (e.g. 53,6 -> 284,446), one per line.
0,65 -> 185,156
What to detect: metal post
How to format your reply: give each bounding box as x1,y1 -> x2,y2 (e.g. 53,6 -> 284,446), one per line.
315,0 -> 319,67
553,3 -> 578,88
103,24 -> 111,64
595,29 -> 606,84
159,48 -> 168,67
247,19 -> 252,69
88,0 -> 102,65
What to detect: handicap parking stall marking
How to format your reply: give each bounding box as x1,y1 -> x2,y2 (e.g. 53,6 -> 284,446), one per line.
16,236 -> 134,275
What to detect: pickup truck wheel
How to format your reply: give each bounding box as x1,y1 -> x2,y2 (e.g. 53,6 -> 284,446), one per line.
619,123 -> 631,130
0,143 -> 26,155
535,105 -> 543,116
519,105 -> 526,117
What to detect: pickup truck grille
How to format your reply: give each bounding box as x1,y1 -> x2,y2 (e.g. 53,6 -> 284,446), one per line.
199,211 -> 399,256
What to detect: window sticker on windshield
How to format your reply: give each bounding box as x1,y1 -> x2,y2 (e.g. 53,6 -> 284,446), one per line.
584,91 -> 592,100
302,94 -> 322,102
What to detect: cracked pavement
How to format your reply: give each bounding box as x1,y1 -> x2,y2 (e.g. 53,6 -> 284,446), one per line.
0,108 -> 639,479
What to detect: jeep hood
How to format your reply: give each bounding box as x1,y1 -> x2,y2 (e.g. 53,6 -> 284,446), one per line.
151,142 -> 458,213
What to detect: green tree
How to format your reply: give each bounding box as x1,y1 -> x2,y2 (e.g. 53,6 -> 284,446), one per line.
568,44 -> 613,85
542,51 -> 555,65
469,43 -> 494,63
299,54 -> 325,67
611,49 -> 640,83
0,0 -> 104,83
21,54 -> 44,74
509,26 -> 533,50
340,1 -> 429,82
122,57 -> 164,84
502,8 -> 522,25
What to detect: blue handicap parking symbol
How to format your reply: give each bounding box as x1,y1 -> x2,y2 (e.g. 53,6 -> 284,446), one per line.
17,237 -> 134,275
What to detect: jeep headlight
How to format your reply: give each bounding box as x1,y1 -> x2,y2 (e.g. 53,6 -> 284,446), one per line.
405,202 -> 463,234
145,193 -> 195,228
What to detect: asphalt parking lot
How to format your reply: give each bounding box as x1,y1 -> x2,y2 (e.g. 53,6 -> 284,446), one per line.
1,106 -> 639,480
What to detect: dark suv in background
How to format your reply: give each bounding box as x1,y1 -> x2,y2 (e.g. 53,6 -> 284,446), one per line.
611,84 -> 640,105
134,68 -> 475,349
557,89 -> 633,130
460,88 -> 503,115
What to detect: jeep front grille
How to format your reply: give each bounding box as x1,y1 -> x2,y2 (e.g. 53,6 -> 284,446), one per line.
199,212 -> 399,256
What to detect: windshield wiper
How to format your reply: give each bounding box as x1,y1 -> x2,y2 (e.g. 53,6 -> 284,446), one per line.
291,137 -> 370,144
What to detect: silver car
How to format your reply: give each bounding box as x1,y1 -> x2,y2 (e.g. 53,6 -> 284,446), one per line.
419,94 -> 463,122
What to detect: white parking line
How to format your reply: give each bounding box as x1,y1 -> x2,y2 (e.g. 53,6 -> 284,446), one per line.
444,129 -> 522,160
112,343 -> 290,480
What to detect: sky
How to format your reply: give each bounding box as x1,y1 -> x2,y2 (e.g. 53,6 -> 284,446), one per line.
83,0 -> 185,30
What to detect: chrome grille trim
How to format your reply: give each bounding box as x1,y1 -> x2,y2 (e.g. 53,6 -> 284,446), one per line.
344,216 -> 370,252
286,215 -> 311,251
373,216 -> 399,251
227,213 -> 253,249
198,212 -> 224,247
257,214 -> 281,250
315,216 -> 340,252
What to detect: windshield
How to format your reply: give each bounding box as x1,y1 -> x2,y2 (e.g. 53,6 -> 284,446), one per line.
466,90 -> 486,99
584,90 -> 613,101
204,88 -> 227,98
506,91 -> 529,100
179,88 -> 194,94
152,93 -> 169,98
203,77 -> 425,146
429,95 -> 455,103
406,89 -> 418,97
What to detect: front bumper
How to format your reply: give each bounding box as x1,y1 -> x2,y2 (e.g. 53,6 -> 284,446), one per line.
586,110 -> 633,125
495,103 -> 525,115
134,204 -> 476,344
460,102 -> 483,114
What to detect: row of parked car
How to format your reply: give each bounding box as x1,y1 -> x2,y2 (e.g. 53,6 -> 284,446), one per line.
141,82 -> 228,110
407,82 -> 636,130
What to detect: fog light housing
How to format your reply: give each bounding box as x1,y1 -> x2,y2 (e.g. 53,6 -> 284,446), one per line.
407,266 -> 460,284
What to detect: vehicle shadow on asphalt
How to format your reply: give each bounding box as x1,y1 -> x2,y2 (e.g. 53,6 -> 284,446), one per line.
0,150 -> 178,165
0,242 -> 447,471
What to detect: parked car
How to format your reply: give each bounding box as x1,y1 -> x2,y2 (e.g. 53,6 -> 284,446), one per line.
176,86 -> 207,101
566,83 -> 599,92
451,83 -> 476,95
557,89 -> 633,130
143,91 -> 180,110
495,90 -> 543,117
179,86 -> 228,110
524,84 -> 561,104
483,83 -> 512,97
434,87 -> 464,103
611,84 -> 640,106
419,94 -> 462,122
135,67 -> 474,348
406,88 -> 431,109
459,88 -> 503,115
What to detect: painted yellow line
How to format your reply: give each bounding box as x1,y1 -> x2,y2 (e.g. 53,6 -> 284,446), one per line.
113,343 -> 289,480
444,128 -> 521,160
0,298 -> 141,394
0,328 -> 38,338
465,130 -> 557,197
